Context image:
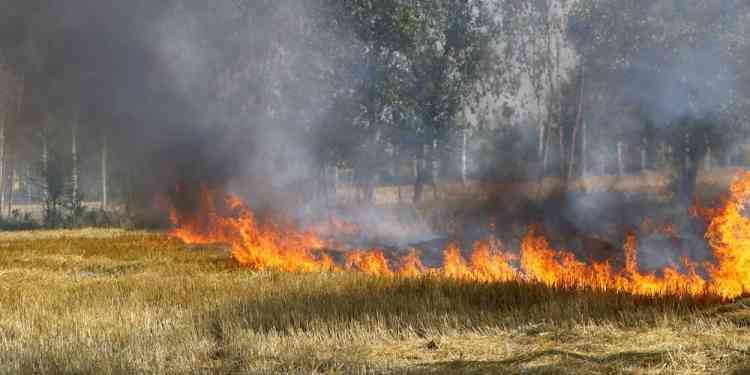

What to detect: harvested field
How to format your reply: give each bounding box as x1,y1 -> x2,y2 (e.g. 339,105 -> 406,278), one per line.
0,229 -> 748,374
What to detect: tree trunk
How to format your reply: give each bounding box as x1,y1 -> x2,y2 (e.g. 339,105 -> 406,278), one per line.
537,128 -> 552,199
0,73 -> 8,217
0,113 -> 5,218
567,125 -> 579,182
318,164 -> 326,208
617,141 -> 625,176
4,73 -> 24,217
72,120 -> 79,204
542,128 -> 550,174
677,132 -> 698,209
567,66 -> 585,182
6,168 -> 14,217
538,120 -> 546,160
431,139 -> 439,200
581,120 -> 588,178
461,128 -> 468,186
640,138 -> 648,172
101,134 -> 109,210
558,126 -> 565,178
392,143 -> 400,180
413,142 -> 426,204
412,154 -> 418,180
393,144 -> 402,202
364,129 -> 381,204
26,165 -> 32,204
545,19 -> 557,179
42,133 -> 49,203
0,76 -> 22,217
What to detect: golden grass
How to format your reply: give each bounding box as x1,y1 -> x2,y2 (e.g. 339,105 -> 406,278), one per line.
0,229 -> 749,374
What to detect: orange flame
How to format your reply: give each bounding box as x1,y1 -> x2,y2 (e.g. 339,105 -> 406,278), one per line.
169,187 -> 332,273
346,250 -> 393,277
397,249 -> 427,278
705,171 -> 750,299
168,172 -> 750,300
469,240 -> 516,282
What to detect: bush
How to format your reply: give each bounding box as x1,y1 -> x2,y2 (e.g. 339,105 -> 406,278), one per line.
37,201 -> 130,230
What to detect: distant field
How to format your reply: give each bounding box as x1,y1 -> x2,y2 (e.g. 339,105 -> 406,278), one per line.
0,229 -> 749,374
3,168 -> 740,219
338,167 -> 743,206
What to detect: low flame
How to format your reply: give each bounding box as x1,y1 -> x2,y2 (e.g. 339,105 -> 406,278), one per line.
170,188 -> 332,273
168,172 -> 750,300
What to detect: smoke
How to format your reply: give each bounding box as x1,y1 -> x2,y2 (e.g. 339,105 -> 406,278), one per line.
0,1 -> 355,218
4,0 -> 749,265
0,1 -> 236,198
618,45 -> 735,127
530,0 -> 750,270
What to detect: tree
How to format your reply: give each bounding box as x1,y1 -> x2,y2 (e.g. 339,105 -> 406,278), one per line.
328,0 -> 499,202
568,0 -> 749,207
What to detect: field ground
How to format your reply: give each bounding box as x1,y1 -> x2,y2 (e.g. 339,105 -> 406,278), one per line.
0,230 -> 749,374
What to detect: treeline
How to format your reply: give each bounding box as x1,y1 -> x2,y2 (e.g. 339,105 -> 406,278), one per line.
1,0 -> 750,228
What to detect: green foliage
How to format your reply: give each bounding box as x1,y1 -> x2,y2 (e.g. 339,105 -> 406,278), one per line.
317,0 -> 501,201
38,203 -> 121,230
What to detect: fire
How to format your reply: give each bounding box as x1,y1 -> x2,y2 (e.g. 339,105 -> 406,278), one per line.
168,172 -> 750,301
705,171 -> 750,299
520,230 -> 567,286
169,187 -> 333,273
397,250 -> 427,278
346,250 -> 393,277
615,233 -> 706,297
468,240 -> 516,282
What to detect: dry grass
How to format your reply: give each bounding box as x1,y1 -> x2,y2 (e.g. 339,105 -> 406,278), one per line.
0,229 -> 748,374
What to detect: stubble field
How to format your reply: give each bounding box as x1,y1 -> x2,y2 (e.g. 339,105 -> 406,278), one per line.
0,229 -> 749,374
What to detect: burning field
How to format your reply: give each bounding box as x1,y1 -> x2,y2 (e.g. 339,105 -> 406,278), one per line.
167,171 -> 750,302
1,173 -> 750,374
6,0 -> 750,373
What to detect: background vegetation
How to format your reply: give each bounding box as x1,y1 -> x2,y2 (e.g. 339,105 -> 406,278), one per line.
0,1 -> 749,227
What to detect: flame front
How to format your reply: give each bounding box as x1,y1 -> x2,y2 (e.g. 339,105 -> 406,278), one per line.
706,171 -> 750,299
170,188 -> 333,273
168,172 -> 750,300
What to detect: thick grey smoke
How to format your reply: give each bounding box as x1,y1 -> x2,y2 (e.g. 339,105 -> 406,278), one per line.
542,1 -> 750,272
626,47 -> 733,125
0,1 -> 360,219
